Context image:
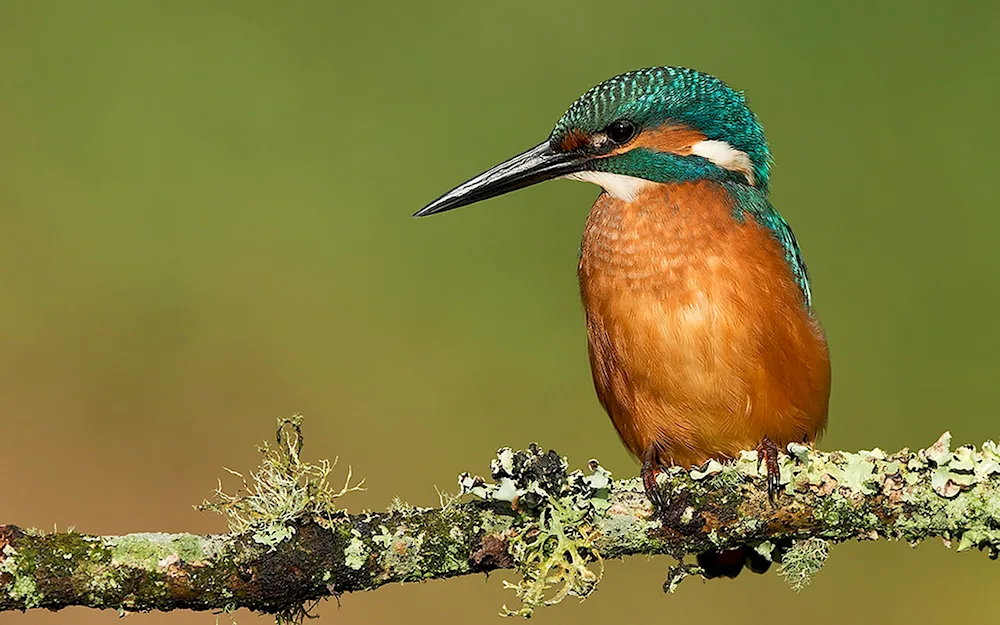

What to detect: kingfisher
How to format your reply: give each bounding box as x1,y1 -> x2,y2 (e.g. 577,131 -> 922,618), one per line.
415,67 -> 831,577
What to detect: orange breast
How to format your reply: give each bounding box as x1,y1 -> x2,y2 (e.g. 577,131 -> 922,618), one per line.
578,180 -> 830,468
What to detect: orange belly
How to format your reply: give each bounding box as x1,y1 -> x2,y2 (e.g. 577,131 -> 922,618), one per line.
578,180 -> 830,468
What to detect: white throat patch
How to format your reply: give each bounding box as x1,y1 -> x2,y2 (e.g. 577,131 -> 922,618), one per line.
561,171 -> 652,202
690,140 -> 756,186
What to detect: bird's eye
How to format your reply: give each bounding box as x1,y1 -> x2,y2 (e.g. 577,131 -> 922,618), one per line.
604,119 -> 637,145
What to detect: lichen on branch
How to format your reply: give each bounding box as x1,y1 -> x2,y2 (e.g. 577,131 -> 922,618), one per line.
457,445 -> 611,616
2,423 -> 1000,622
197,415 -> 365,549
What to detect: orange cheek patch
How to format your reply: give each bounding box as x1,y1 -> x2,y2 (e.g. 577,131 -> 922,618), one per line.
611,125 -> 707,156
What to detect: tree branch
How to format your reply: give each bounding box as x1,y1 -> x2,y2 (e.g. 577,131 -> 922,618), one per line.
3,426 -> 999,620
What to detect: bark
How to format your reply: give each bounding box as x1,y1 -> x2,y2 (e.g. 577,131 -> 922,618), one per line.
2,432 -> 998,619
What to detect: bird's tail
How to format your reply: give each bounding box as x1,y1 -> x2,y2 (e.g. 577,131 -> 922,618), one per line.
696,546 -> 774,578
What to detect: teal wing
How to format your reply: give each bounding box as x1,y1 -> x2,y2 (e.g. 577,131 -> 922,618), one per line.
726,184 -> 812,308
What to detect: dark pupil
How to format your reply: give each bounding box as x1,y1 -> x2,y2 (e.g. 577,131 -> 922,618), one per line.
605,120 -> 636,144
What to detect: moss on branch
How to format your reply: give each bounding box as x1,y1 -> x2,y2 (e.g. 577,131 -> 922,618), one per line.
2,421 -> 999,621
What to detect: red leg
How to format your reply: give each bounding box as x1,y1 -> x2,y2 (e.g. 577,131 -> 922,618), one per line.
641,444 -> 665,510
755,437 -> 781,501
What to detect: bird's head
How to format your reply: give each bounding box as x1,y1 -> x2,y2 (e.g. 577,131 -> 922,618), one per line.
416,67 -> 770,217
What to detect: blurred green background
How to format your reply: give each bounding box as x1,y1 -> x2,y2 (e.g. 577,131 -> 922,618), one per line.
2,2 -> 998,624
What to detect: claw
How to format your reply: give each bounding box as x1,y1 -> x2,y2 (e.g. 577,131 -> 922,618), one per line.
755,437 -> 781,503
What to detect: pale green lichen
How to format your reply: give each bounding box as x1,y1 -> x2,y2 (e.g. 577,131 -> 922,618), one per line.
918,432 -> 1000,499
377,526 -> 426,579
662,562 -> 702,594
1,545 -> 42,608
252,524 -> 296,549
754,541 -> 776,559
343,530 -> 369,570
501,497 -> 602,618
9,575 -> 40,608
198,416 -> 365,550
371,526 -> 394,549
459,445 -> 610,618
386,497 -> 414,515
827,453 -> 878,495
587,496 -> 659,553
891,433 -> 1000,557
108,533 -> 212,569
690,459 -> 724,480
7,431 -> 1000,617
706,466 -> 743,493
778,538 -> 829,591
659,432 -> 1000,593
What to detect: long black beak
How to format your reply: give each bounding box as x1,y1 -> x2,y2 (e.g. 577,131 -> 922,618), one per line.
414,141 -> 589,217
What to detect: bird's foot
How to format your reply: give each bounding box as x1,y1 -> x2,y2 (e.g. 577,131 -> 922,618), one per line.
641,444 -> 667,511
755,437 -> 781,502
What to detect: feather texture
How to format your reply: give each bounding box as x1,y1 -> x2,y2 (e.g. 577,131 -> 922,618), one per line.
577,180 -> 829,467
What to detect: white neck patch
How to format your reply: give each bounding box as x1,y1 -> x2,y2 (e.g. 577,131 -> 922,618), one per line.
561,171 -> 652,202
690,140 -> 756,186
